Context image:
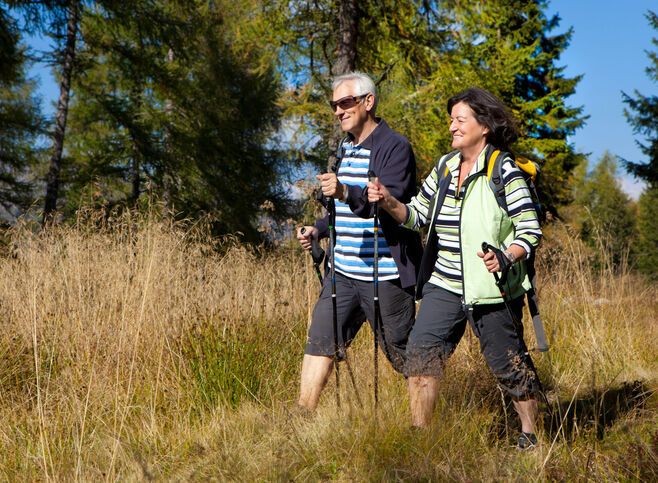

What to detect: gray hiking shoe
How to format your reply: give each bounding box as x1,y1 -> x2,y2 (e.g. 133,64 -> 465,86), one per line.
517,432 -> 538,450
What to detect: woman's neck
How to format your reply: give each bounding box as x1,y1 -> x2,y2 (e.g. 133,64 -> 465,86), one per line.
460,141 -> 487,165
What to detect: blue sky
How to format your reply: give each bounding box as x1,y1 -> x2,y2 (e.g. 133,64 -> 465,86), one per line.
546,0 -> 656,198
27,1 -> 656,197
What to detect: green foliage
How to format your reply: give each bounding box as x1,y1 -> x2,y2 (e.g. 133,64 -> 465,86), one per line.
622,10 -> 658,185
636,186 -> 658,278
65,1 -> 286,239
574,152 -> 637,270
273,0 -> 585,212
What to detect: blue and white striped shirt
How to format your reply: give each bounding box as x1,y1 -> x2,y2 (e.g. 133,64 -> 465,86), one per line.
332,142 -> 399,281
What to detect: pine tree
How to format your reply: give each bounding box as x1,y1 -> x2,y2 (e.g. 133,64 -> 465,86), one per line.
575,152 -> 636,270
622,10 -> 658,277
622,10 -> 658,186
66,1 -> 285,239
446,0 -> 586,211
0,5 -> 43,220
42,0 -> 80,224
272,0 -> 584,213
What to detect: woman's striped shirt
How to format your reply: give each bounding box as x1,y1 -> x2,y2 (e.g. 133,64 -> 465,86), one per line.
403,147 -> 541,295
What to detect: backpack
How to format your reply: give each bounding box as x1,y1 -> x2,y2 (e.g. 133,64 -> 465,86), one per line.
436,148 -> 542,217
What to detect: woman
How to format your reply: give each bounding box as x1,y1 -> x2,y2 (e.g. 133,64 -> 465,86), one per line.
368,87 -> 542,450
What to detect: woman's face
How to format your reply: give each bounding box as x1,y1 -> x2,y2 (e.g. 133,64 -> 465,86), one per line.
449,101 -> 489,152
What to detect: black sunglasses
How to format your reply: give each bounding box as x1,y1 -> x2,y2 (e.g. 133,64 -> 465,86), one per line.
329,94 -> 368,112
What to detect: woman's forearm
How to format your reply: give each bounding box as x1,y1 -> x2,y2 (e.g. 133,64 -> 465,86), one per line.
380,196 -> 408,224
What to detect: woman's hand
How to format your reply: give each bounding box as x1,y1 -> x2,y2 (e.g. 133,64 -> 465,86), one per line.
477,244 -> 524,273
367,178 -> 408,223
367,179 -> 390,206
477,249 -> 501,273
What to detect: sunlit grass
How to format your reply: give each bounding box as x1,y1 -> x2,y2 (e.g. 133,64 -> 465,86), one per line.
0,211 -> 655,480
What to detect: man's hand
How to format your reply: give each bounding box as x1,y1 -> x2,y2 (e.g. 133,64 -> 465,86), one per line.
316,172 -> 345,199
297,225 -> 319,251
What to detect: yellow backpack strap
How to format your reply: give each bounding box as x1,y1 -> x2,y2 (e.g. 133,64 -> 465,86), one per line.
486,149 -> 501,181
515,156 -> 538,183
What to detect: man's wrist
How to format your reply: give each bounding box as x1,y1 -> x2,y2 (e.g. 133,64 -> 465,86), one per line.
503,249 -> 516,264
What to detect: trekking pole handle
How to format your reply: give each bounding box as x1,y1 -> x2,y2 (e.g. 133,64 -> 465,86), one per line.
301,227 -> 325,266
481,242 -> 503,286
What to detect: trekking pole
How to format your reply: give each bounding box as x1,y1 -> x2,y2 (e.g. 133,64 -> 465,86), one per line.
301,227 -> 324,285
368,170 -> 380,409
481,242 -> 522,328
326,169 -> 341,409
525,252 -> 549,352
481,242 -> 549,353
482,242 -> 550,414
316,175 -> 362,409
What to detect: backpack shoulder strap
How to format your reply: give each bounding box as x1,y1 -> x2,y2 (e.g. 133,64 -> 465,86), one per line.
416,151 -> 457,300
486,148 -> 511,214
425,151 -> 457,229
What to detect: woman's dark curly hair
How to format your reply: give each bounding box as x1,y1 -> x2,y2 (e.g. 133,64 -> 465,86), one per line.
447,87 -> 519,151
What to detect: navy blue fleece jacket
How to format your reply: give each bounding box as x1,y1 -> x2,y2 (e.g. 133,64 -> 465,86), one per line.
314,119 -> 422,289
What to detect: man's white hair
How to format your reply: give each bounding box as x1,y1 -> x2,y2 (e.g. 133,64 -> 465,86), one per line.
332,71 -> 378,113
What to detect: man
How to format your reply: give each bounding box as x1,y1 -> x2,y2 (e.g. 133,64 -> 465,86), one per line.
297,72 -> 422,410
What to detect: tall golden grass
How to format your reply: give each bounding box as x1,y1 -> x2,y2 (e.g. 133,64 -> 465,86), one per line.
0,210 -> 655,480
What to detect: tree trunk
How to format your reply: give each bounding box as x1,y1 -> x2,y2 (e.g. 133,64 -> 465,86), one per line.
328,0 -> 359,170
130,153 -> 140,206
162,46 -> 175,207
43,0 -> 79,225
332,0 -> 358,77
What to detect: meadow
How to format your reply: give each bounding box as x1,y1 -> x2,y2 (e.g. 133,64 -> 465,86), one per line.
0,210 -> 655,481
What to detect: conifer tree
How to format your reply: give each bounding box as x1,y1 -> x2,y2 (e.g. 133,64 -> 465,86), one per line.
0,5 -> 43,220
622,10 -> 658,186
575,152 -> 636,270
66,0 -> 284,239
623,10 -> 658,277
272,0 -> 584,212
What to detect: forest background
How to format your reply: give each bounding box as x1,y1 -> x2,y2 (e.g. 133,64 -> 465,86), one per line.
0,0 -> 656,480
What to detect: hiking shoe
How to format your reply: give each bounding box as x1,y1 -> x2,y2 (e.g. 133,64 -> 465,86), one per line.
517,432 -> 538,450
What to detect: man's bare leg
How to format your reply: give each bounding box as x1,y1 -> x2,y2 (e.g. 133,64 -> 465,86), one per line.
408,375 -> 441,427
513,398 -> 538,433
298,354 -> 334,410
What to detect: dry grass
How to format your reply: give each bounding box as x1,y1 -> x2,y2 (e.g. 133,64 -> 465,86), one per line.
0,210 -> 655,481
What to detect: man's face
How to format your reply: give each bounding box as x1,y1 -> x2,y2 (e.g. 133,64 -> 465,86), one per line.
331,80 -> 373,134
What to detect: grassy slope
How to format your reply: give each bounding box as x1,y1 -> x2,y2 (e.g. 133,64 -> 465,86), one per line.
0,213 -> 655,481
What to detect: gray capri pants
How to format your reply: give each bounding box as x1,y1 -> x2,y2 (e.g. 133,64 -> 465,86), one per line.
405,283 -> 540,399
305,272 -> 415,374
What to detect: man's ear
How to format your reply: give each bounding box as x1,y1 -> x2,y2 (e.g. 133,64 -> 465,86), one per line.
365,93 -> 375,112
